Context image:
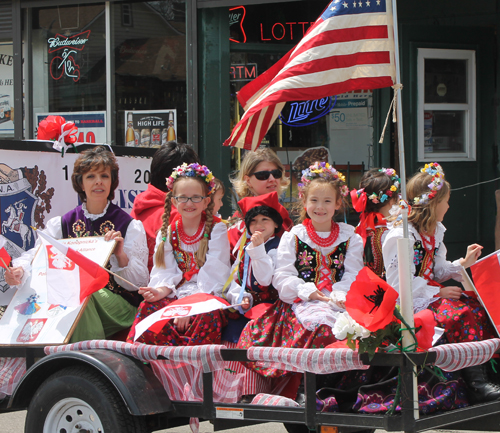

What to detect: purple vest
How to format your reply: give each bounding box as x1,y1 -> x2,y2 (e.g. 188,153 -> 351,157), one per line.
61,203 -> 141,307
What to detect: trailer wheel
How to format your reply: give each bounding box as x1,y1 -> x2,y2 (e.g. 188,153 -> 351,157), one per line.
284,423 -> 312,433
25,365 -> 147,433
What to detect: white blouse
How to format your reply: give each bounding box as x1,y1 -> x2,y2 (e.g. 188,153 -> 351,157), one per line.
226,237 -> 278,311
149,221 -> 231,299
13,207 -> 149,292
382,221 -> 463,313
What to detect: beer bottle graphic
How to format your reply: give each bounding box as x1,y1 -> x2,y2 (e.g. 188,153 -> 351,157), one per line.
125,113 -> 135,147
166,111 -> 176,142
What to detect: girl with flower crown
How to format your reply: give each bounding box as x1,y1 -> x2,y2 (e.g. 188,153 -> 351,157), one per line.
351,168 -> 400,279
126,163 -> 231,346
383,163 -> 500,404
238,162 -> 364,380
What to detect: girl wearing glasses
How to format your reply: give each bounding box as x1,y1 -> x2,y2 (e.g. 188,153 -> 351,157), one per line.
126,163 -> 231,346
229,148 -> 293,261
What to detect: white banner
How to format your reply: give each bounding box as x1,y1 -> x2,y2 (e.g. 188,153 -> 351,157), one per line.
0,148 -> 151,304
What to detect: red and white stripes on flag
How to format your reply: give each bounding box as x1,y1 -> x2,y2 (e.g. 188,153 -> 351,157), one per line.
36,230 -> 109,307
224,0 -> 396,150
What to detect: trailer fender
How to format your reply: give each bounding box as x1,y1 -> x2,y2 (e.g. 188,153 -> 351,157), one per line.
10,349 -> 171,415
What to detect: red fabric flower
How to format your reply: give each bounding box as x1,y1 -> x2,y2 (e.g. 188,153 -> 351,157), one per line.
37,115 -> 78,144
345,267 -> 399,332
413,309 -> 436,350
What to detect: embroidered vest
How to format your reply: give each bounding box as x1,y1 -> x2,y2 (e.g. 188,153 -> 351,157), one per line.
294,236 -> 350,286
413,240 -> 438,280
364,226 -> 388,279
60,204 -> 141,306
235,236 -> 280,305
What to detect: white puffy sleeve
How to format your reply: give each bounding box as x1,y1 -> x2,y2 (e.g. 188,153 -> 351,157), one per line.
12,216 -> 62,286
330,231 -> 364,296
109,219 -> 149,291
149,230 -> 183,298
433,227 -> 463,283
382,226 -> 440,313
273,230 -> 317,304
198,221 -> 231,295
247,240 -> 277,287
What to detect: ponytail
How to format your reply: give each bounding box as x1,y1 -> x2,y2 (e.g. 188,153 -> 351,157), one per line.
196,198 -> 215,267
154,190 -> 173,268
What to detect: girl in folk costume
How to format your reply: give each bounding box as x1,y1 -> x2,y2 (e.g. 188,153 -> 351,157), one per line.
238,162 -> 364,377
351,168 -> 400,279
221,191 -> 288,344
383,163 -> 500,404
126,163 -> 231,346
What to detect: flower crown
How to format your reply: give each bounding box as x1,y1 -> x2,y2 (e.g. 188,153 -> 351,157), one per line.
298,161 -> 349,198
413,162 -> 444,205
166,163 -> 216,195
365,168 -> 401,204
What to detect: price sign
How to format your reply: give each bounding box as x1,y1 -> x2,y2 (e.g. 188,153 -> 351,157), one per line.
36,111 -> 107,144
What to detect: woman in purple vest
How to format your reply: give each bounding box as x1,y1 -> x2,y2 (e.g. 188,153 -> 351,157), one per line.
6,146 -> 149,342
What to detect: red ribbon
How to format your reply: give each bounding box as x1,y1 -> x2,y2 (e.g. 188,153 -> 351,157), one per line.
355,212 -> 386,246
350,188 -> 367,213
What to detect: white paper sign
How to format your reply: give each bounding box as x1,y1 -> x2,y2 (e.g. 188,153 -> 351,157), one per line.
0,236 -> 114,345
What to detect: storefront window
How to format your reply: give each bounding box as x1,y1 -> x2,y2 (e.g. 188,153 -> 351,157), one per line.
0,40 -> 14,138
32,4 -> 106,138
417,48 -> 476,161
114,1 -> 186,147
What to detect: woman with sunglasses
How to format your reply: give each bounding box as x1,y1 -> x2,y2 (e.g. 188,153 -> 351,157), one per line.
229,148 -> 292,261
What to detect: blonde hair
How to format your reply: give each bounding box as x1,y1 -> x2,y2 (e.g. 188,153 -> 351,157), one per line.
154,177 -> 215,269
296,178 -> 349,222
405,170 -> 450,234
231,148 -> 290,198
214,177 -> 225,195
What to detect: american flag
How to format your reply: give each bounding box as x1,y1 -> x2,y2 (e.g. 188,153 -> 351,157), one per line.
224,0 -> 396,150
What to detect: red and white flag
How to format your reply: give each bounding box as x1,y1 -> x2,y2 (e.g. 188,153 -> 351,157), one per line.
0,237 -> 11,268
36,230 -> 109,307
470,250 -> 500,336
224,0 -> 396,150
133,293 -> 232,341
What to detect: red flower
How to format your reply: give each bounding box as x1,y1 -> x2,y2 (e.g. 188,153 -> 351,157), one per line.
345,267 -> 399,332
413,309 -> 436,350
37,115 -> 78,144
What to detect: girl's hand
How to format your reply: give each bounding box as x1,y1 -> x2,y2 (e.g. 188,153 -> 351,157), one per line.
460,244 -> 483,269
4,266 -> 23,286
174,316 -> 191,333
250,231 -> 265,247
105,230 -> 129,268
439,286 -> 463,300
241,297 -> 251,310
139,286 -> 172,303
308,290 -> 330,303
334,299 -> 346,309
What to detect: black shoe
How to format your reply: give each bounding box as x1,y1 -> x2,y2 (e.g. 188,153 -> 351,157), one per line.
463,364 -> 500,404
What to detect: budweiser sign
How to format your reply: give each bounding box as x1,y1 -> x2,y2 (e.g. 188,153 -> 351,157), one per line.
47,30 -> 91,53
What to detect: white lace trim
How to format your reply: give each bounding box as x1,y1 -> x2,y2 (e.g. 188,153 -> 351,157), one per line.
82,201 -> 110,221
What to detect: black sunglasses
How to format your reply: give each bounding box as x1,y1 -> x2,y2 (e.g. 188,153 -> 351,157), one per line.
250,169 -> 283,181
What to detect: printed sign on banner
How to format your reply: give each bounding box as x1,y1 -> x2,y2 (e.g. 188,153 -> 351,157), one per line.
0,148 -> 150,305
36,112 -> 107,144
0,236 -> 115,345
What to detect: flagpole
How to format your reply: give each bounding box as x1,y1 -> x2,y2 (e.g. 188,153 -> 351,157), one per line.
101,267 -> 140,291
390,0 -> 419,420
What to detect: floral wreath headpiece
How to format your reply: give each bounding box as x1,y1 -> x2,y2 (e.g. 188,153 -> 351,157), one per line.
166,163 -> 216,195
298,161 -> 349,198
365,168 -> 401,205
413,162 -> 444,205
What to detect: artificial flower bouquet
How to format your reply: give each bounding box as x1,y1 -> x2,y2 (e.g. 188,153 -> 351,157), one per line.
332,267 -> 436,360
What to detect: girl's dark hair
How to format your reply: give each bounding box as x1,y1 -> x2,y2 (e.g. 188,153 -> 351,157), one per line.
150,141 -> 200,192
244,206 -> 283,235
359,168 -> 394,213
72,146 -> 119,202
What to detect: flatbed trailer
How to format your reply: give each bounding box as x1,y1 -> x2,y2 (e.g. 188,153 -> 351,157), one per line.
2,341 -> 500,433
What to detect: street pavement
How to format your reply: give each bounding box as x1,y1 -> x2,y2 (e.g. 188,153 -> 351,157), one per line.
0,411 -> 484,433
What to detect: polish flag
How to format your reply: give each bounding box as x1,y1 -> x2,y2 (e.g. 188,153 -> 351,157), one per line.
36,230 -> 109,307
0,237 -> 11,268
133,293 -> 232,341
470,250 -> 500,336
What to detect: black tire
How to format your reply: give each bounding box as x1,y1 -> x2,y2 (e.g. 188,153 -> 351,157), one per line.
25,365 -> 147,433
284,423 -> 313,433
